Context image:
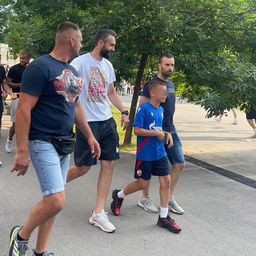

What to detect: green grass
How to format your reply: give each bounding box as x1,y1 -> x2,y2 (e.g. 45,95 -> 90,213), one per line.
110,105 -> 136,153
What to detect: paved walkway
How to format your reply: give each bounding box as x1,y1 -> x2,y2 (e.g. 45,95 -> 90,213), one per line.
0,102 -> 256,255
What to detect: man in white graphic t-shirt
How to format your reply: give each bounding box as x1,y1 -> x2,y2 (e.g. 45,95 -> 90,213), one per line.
67,29 -> 130,233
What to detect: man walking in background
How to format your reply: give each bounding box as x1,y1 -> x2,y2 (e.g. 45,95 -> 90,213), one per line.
5,50 -> 30,153
138,53 -> 185,215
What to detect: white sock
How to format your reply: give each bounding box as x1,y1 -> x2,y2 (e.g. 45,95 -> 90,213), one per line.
160,207 -> 168,218
117,190 -> 126,199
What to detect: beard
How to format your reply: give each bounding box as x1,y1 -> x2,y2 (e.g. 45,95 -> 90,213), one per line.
100,48 -> 110,59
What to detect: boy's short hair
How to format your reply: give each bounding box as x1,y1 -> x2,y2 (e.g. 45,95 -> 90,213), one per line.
148,80 -> 166,92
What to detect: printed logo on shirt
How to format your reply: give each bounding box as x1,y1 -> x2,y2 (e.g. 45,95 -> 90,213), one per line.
149,120 -> 162,131
88,67 -> 108,102
53,68 -> 83,103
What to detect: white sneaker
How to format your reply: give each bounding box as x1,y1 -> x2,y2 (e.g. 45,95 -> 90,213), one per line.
169,196 -> 184,215
5,138 -> 13,153
89,210 -> 116,233
138,196 -> 159,213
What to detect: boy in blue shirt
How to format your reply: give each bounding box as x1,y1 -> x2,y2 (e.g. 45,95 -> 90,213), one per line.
111,80 -> 181,233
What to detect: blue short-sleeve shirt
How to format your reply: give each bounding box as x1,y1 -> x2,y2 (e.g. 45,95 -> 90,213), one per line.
21,55 -> 82,140
133,101 -> 167,161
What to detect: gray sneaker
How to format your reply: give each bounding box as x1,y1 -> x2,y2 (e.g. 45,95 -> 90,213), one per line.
138,197 -> 159,213
169,197 -> 184,215
32,250 -> 54,256
9,225 -> 29,256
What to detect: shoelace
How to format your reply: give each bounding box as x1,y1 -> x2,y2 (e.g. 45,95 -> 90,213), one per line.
18,241 -> 29,255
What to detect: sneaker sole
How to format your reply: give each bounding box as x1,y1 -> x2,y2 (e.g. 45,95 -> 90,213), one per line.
88,217 -> 115,233
137,201 -> 159,213
157,222 -> 181,234
9,225 -> 21,256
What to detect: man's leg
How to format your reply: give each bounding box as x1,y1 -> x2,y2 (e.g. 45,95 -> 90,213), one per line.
66,165 -> 91,182
8,122 -> 16,140
19,192 -> 65,241
246,118 -> 256,138
170,162 -> 185,197
95,160 -> 115,213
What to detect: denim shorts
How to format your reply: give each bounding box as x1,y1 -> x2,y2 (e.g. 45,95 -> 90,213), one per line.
164,130 -> 185,165
29,140 -> 70,196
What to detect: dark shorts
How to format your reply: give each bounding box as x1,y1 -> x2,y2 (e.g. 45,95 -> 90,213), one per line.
134,157 -> 170,180
246,109 -> 256,120
164,130 -> 185,165
74,117 -> 119,166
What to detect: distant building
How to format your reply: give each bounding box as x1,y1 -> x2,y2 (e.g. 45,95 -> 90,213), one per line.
0,43 -> 19,71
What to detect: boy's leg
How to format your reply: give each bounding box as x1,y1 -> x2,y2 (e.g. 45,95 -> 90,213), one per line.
111,160 -> 152,216
158,175 -> 171,210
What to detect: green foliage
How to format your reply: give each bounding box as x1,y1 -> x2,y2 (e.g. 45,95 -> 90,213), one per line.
1,0 -> 256,142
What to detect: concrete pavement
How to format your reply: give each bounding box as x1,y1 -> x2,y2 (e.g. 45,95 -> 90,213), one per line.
1,101 -> 256,255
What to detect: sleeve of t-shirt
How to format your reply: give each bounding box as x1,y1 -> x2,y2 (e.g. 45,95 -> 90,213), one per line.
7,66 -> 16,80
21,63 -> 47,97
70,57 -> 81,75
108,62 -> 116,84
133,105 -> 145,128
141,83 -> 150,98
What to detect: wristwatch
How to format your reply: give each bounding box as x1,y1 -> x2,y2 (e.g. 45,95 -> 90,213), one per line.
121,110 -> 129,116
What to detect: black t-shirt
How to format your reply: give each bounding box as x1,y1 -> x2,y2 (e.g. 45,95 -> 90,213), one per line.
7,63 -> 26,93
0,65 -> 7,102
21,54 -> 82,140
142,76 -> 176,133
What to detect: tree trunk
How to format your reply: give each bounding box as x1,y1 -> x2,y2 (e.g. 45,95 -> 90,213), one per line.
123,53 -> 149,145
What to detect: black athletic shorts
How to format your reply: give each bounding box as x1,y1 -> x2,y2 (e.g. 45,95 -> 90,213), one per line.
74,117 -> 120,166
134,157 -> 170,180
246,109 -> 256,120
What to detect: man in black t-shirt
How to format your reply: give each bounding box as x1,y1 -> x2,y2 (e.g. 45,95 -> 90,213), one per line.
9,22 -> 100,256
138,53 -> 185,215
0,65 -> 17,132
5,51 -> 30,153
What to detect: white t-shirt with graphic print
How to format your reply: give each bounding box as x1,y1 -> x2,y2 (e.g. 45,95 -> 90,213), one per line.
71,53 -> 116,121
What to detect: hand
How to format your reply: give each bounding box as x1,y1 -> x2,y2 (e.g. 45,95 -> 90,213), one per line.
121,114 -> 130,131
156,130 -> 165,141
88,136 -> 101,160
10,93 -> 17,100
11,150 -> 30,176
165,133 -> 173,148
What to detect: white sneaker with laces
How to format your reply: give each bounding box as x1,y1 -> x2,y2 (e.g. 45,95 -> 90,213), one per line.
169,196 -> 184,215
138,196 -> 159,213
89,210 -> 115,233
5,138 -> 13,153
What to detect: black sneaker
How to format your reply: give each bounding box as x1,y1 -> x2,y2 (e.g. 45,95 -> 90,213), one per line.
110,189 -> 124,216
157,215 -> 182,233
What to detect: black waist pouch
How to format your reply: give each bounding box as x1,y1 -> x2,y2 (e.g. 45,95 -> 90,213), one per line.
48,135 -> 76,155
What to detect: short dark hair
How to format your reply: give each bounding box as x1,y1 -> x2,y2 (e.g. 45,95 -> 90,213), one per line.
20,50 -> 31,59
159,52 -> 174,63
57,21 -> 79,33
95,29 -> 117,45
148,80 -> 166,92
